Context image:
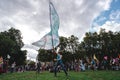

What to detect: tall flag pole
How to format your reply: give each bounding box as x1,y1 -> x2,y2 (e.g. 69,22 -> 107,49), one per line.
49,0 -> 60,51
32,1 -> 60,50
49,0 -> 54,50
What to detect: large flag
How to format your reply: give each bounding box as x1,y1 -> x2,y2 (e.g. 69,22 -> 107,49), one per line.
32,1 -> 59,50
0,56 -> 3,64
93,54 -> 99,62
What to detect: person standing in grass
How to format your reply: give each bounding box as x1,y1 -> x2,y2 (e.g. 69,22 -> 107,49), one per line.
54,47 -> 68,77
11,62 -> 16,73
0,56 -> 3,74
37,61 -> 41,73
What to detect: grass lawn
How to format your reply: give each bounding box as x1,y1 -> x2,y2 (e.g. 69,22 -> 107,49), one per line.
0,70 -> 120,80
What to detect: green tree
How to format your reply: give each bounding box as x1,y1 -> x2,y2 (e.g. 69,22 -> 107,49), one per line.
0,27 -> 26,65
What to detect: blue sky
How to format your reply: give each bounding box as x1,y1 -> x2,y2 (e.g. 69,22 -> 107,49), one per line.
92,0 -> 120,32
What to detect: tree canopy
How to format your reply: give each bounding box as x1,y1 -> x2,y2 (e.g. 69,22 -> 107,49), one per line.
37,28 -> 120,63
0,27 -> 27,65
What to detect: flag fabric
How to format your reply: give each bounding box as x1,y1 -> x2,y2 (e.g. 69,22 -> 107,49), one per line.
32,1 -> 59,50
119,54 -> 120,58
104,56 -> 108,60
93,54 -> 99,62
0,56 -> 3,64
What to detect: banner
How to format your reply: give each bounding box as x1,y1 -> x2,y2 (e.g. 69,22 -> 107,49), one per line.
32,1 -> 59,50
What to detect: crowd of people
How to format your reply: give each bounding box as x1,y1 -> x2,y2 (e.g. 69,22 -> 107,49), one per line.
18,56 -> 120,73
64,56 -> 120,71
35,56 -> 120,73
0,55 -> 120,75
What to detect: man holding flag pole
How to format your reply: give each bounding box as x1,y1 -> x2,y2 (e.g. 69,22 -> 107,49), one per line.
54,47 -> 68,77
32,0 -> 68,77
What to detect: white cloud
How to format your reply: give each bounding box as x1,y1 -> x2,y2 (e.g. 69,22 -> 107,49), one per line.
92,8 -> 120,33
92,21 -> 120,33
101,21 -> 120,32
97,0 -> 112,10
26,49 -> 38,61
0,0 -> 112,61
110,10 -> 120,21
